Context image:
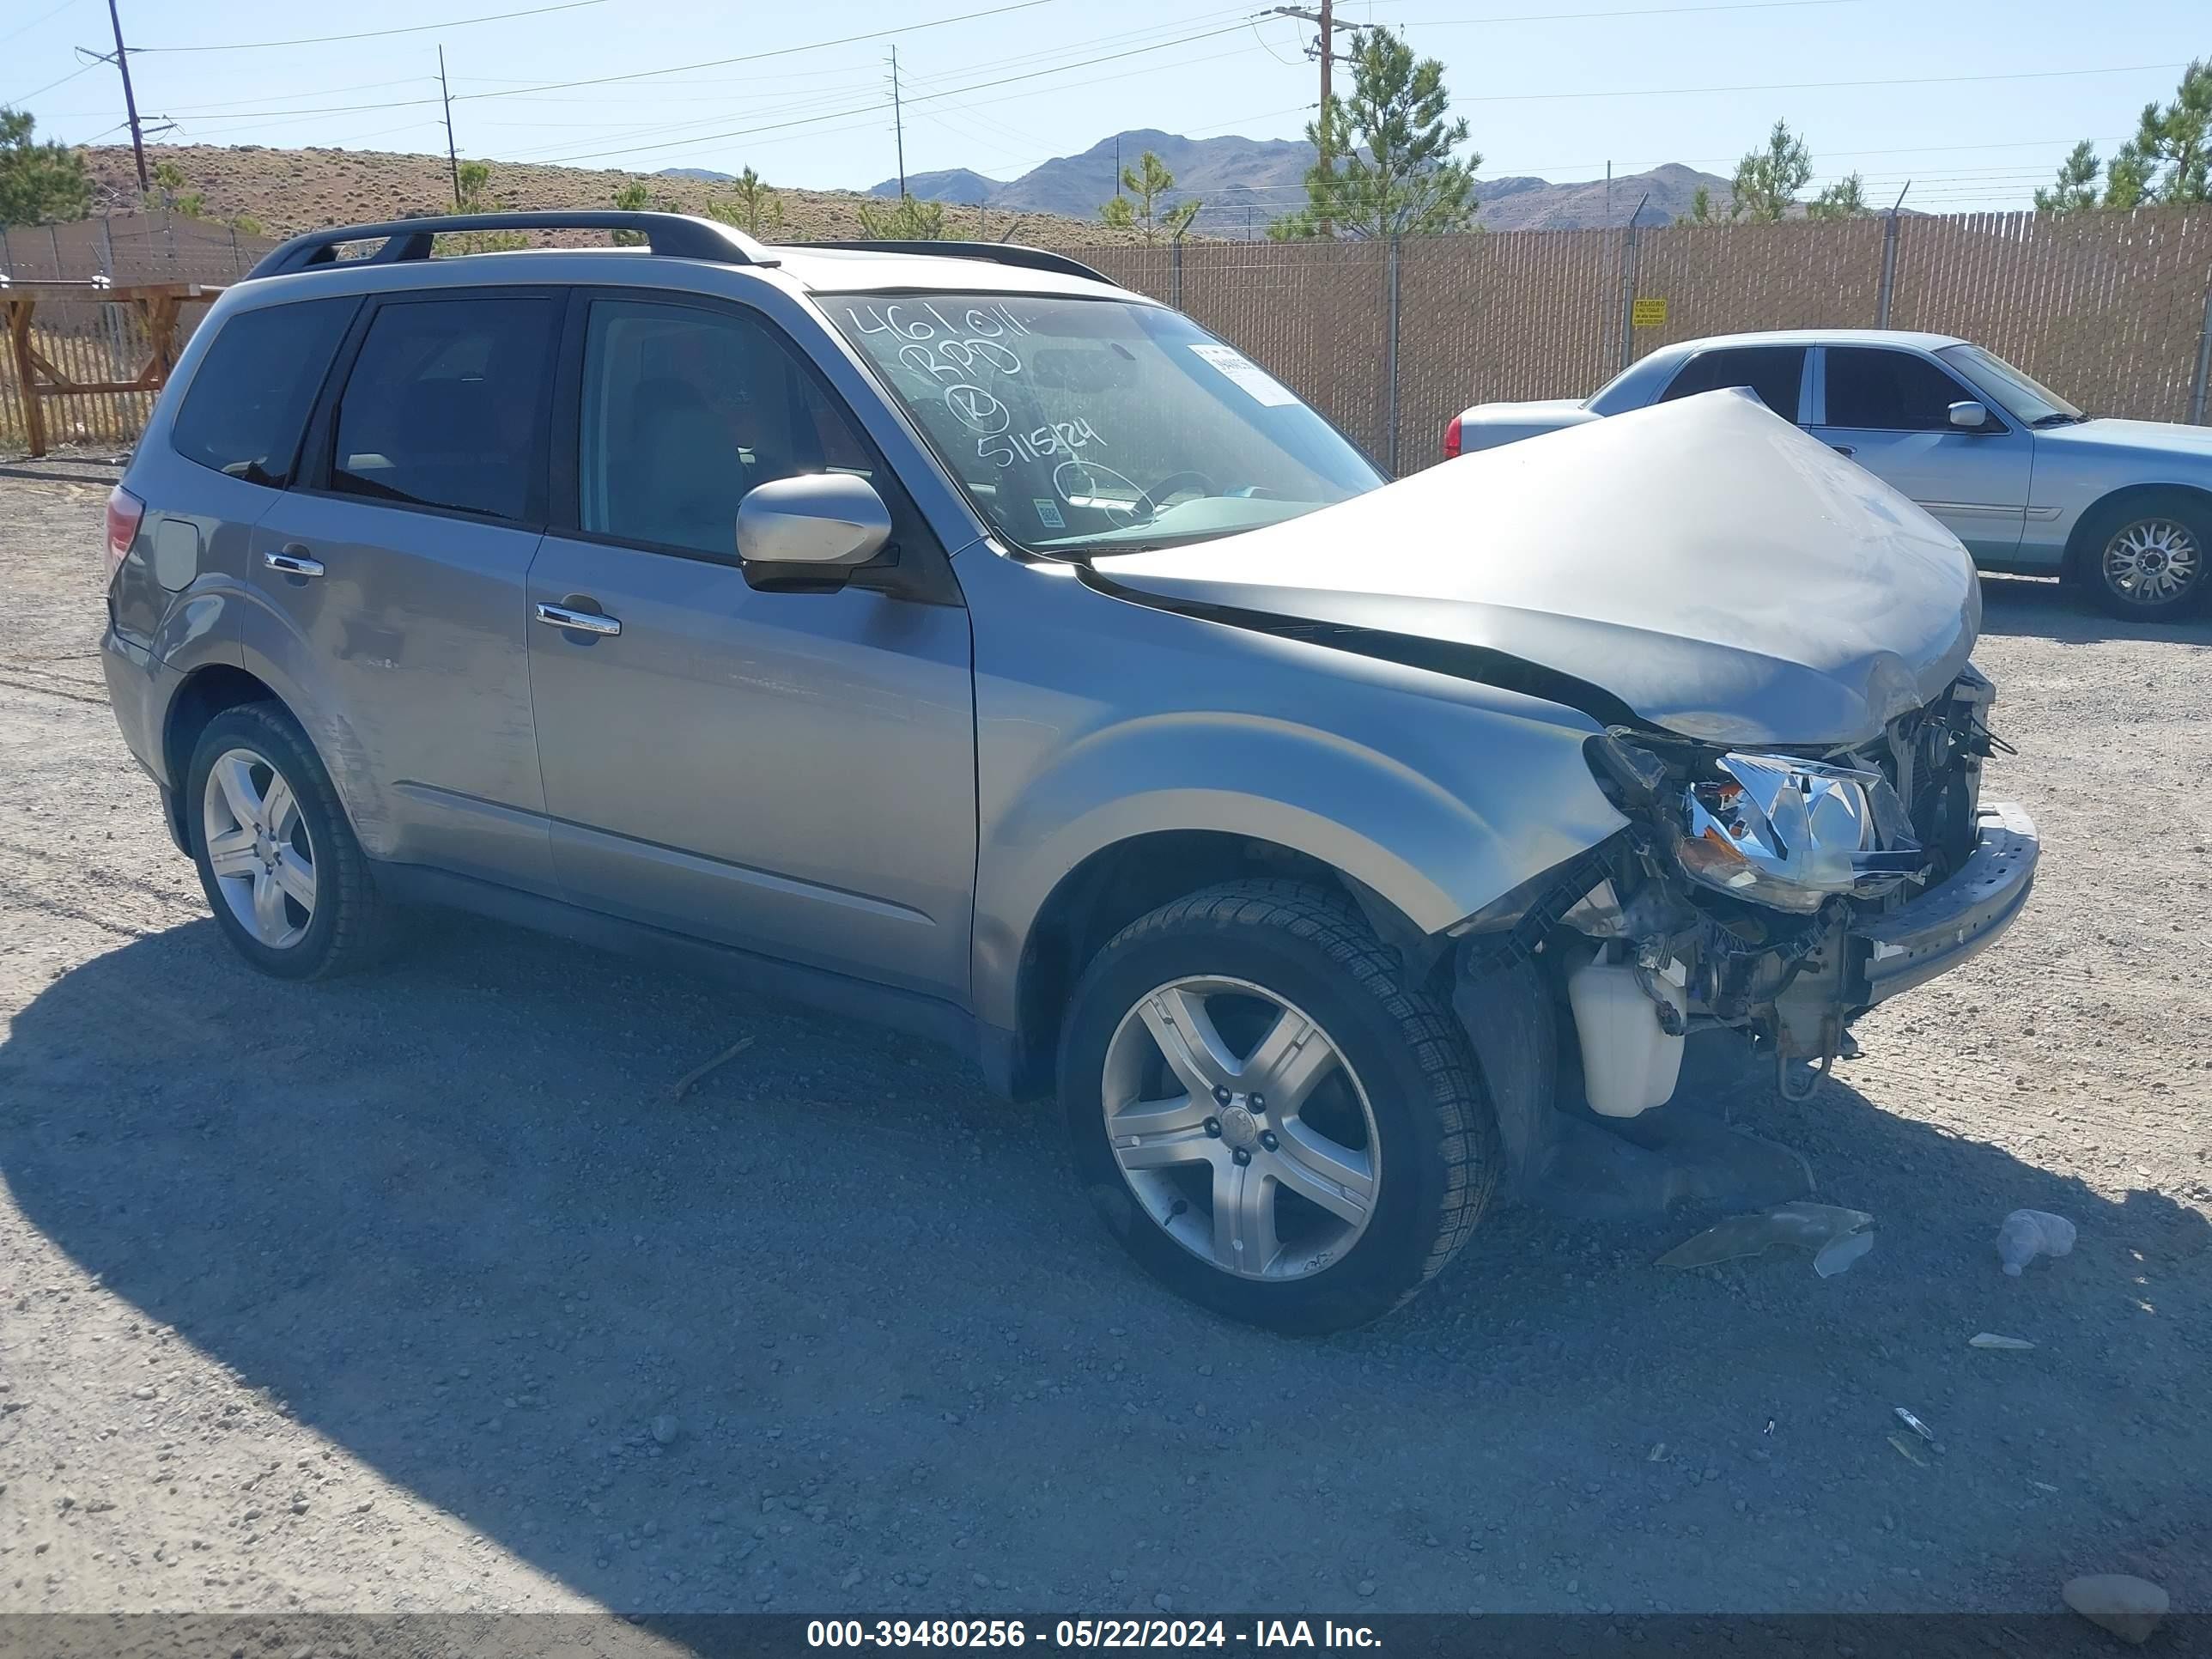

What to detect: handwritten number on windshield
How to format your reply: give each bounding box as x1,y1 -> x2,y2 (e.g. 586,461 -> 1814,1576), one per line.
847,301 -> 1095,467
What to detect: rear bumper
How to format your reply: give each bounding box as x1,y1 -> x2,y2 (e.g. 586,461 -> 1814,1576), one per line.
101,624 -> 190,856
1848,801 -> 2038,1004
100,624 -> 164,779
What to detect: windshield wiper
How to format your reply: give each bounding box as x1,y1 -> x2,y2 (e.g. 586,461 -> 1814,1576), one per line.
2030,412 -> 2085,428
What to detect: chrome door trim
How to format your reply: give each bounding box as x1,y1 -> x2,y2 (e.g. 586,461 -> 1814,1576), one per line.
535,602 -> 621,636
1917,501 -> 2026,519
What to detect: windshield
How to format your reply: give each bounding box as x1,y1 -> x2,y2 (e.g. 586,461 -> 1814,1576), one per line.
1937,343 -> 2084,426
825,293 -> 1384,554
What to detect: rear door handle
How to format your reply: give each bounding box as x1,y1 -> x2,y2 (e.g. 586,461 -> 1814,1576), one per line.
264,547 -> 325,578
535,601 -> 621,637
1829,444 -> 1856,459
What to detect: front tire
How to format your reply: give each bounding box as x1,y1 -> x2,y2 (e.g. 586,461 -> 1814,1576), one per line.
2078,492 -> 2207,621
185,702 -> 392,980
1059,880 -> 1498,1334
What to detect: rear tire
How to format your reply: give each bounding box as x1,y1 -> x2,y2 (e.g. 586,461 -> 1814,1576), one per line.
185,702 -> 392,980
2076,491 -> 2208,621
1058,879 -> 1498,1334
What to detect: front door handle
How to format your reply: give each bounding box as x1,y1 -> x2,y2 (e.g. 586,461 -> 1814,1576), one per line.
1829,444 -> 1856,459
535,601 -> 622,637
264,547 -> 325,578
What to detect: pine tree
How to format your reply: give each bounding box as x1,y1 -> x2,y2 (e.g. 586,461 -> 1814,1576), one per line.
1269,28 -> 1479,240
1725,120 -> 1812,222
2033,141 -> 2104,213
1807,172 -> 1869,220
1098,150 -> 1200,243
0,107 -> 90,226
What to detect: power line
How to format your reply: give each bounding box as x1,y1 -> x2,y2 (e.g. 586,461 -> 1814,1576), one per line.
489,23 -> 1270,165
152,3 -> 1084,136
1459,60 -> 2187,104
448,0 -> 1073,105
3,56 -> 102,105
1493,135 -> 2136,176
138,75 -> 443,114
525,18 -> 1263,167
39,75 -> 441,120
1402,0 -> 1871,24
0,0 -> 83,51
132,0 -> 607,53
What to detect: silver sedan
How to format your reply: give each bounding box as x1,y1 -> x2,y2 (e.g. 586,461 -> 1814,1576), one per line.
1446,328 -> 2212,620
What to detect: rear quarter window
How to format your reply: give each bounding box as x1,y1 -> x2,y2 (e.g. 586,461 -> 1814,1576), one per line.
170,298 -> 355,487
1658,345 -> 1806,419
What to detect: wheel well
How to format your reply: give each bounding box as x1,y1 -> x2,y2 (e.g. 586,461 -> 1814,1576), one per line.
2063,482 -> 2212,575
162,665 -> 280,842
1006,831 -> 1426,1100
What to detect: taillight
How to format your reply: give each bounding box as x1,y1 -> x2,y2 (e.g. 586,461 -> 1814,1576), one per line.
1443,416 -> 1462,459
105,485 -> 145,582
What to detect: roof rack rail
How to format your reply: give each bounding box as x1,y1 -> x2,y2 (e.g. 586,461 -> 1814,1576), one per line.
806,240 -> 1111,285
246,211 -> 775,282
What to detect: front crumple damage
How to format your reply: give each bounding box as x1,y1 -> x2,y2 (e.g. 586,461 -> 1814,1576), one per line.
1444,666 -> 2036,1218
1091,388 -> 1983,750
1073,392 -> 2028,1206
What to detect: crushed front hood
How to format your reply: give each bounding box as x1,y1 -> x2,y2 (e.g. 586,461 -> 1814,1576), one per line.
1093,390 -> 1981,748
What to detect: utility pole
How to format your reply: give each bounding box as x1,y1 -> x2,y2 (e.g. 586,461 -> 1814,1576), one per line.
1270,3 -> 1356,237
103,0 -> 149,198
889,46 -> 908,200
1114,134 -> 1121,198
439,46 -> 462,209
1316,0 -> 1332,234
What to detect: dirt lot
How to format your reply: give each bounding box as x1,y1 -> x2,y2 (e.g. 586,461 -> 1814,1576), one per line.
2,459 -> 2208,1626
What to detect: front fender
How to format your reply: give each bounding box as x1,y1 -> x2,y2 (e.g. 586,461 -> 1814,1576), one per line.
965,555 -> 1627,1031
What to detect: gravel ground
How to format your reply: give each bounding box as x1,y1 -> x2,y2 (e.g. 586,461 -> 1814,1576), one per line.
2,459 -> 2208,1624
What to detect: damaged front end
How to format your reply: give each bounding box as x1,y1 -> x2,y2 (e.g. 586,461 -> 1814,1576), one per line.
1455,668 -> 2039,1133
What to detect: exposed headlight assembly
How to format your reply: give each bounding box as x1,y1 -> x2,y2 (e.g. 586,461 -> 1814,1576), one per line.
1678,752 -> 1925,914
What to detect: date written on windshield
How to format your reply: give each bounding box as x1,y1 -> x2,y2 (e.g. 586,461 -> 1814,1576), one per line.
980,417 -> 1109,469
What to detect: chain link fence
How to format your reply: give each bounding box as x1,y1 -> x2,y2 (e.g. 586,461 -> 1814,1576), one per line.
6,205 -> 2212,462
1073,205 -> 2212,472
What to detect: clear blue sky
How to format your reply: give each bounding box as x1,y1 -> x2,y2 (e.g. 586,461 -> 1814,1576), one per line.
4,0 -> 2204,212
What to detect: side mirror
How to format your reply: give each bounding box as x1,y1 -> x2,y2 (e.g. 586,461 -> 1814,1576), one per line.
1948,399 -> 1990,431
735,474 -> 892,578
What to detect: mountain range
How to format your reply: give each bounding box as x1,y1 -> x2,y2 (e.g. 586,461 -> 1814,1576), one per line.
844,130 -> 1729,234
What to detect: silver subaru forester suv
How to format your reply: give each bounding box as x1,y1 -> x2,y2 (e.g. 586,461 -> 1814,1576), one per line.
100,211 -> 2038,1332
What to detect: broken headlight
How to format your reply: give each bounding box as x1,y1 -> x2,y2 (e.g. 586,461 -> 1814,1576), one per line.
1677,752 -> 1926,914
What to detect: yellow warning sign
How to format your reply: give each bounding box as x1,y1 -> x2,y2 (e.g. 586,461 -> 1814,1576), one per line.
1632,297 -> 1668,329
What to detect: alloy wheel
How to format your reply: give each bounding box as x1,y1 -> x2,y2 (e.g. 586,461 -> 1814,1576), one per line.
201,746 -> 318,949
1100,976 -> 1379,1281
2101,517 -> 2202,608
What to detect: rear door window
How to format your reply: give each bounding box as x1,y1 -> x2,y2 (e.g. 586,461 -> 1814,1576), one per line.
329,295 -> 558,520
1657,346 -> 1805,419
1821,347 -> 1974,432
170,298 -> 354,487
